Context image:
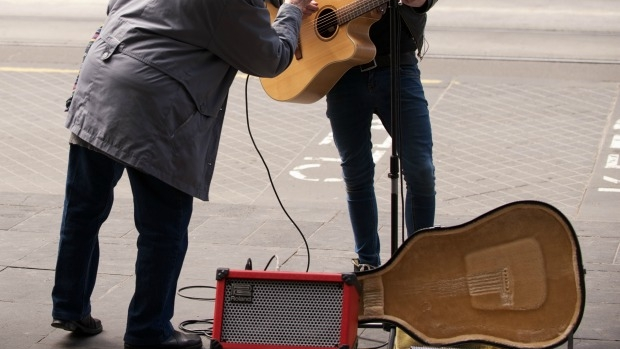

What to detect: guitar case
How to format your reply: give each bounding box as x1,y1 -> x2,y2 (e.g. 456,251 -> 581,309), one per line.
356,200 -> 585,349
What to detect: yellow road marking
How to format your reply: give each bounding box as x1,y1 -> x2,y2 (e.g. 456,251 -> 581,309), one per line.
423,79 -> 442,84
0,67 -> 444,85
0,67 -> 79,73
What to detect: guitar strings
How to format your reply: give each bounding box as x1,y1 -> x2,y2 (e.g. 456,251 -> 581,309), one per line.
410,269 -> 509,298
304,1 -> 388,35
309,3 -> 379,31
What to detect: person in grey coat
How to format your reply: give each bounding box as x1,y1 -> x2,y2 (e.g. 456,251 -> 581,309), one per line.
50,1 -> 317,348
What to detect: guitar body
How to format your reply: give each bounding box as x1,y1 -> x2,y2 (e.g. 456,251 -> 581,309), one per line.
357,201 -> 585,348
260,1 -> 382,103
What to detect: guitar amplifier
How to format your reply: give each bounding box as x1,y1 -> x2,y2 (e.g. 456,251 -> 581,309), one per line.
210,268 -> 360,349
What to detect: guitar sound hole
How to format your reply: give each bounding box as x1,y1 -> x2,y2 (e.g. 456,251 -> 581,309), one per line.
316,9 -> 338,40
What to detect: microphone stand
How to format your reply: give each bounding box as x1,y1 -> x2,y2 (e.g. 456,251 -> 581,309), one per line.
387,5 -> 440,348
363,3 -> 421,349
387,0 -> 402,347
389,0 -> 402,258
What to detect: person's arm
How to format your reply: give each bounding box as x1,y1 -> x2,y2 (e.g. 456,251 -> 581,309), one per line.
208,0 -> 316,78
287,0 -> 317,15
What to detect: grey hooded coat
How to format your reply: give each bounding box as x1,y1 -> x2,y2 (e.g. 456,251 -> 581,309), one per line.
66,0 -> 303,200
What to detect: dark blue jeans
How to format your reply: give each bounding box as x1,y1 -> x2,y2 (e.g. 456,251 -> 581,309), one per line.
326,63 -> 436,267
51,144 -> 193,345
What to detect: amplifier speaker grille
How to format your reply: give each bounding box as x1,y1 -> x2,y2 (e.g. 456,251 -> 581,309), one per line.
211,269 -> 359,349
222,279 -> 343,346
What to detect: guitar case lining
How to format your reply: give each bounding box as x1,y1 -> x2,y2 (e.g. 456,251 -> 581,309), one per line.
357,200 -> 585,349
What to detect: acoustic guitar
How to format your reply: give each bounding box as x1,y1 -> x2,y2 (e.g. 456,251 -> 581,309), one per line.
260,0 -> 386,103
357,200 -> 585,348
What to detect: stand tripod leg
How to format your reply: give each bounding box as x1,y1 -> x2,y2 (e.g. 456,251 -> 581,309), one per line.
388,326 -> 397,349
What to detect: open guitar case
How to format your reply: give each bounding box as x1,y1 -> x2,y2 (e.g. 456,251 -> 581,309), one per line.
356,200 -> 585,349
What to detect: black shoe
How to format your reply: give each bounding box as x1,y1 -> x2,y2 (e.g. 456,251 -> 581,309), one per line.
124,331 -> 203,349
51,314 -> 103,335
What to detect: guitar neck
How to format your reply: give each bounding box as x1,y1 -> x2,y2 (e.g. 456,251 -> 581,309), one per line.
338,0 -> 388,24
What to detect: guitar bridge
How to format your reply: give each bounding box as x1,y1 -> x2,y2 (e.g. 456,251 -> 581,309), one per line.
467,267 -> 514,307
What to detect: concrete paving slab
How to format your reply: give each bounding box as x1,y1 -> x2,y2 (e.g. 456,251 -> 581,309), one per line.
0,230 -> 51,266
579,236 -> 620,265
0,204 -> 43,230
0,268 -> 54,304
583,269 -> 620,303
9,206 -> 62,234
0,301 -> 56,349
8,241 -> 60,270
577,302 -> 620,341
189,216 -> 268,245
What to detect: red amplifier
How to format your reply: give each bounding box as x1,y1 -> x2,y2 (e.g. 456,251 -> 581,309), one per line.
210,268 -> 360,349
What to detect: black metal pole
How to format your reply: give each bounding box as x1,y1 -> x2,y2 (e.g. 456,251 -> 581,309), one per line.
389,0 -> 401,256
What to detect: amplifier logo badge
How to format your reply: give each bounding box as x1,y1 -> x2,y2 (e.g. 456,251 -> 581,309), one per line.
230,283 -> 253,303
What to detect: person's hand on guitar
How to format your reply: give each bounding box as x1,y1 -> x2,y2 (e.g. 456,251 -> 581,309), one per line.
286,0 -> 319,17
400,0 -> 427,8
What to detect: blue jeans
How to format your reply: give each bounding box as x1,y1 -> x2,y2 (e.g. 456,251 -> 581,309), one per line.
51,144 -> 193,345
326,63 -> 436,267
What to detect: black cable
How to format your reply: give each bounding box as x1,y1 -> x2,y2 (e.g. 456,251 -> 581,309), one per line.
177,285 -> 216,302
178,318 -> 214,338
175,76 -> 316,336
176,286 -> 216,338
244,75 -> 311,272
263,254 -> 278,271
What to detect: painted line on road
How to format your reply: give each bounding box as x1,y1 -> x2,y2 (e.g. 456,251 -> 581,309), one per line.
433,7 -> 620,17
0,66 -> 78,73
0,67 -> 444,85
423,79 -> 443,85
603,176 -> 620,185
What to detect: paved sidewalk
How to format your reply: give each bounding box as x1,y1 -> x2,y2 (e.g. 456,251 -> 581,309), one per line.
1,0 -> 619,347
1,53 -> 619,348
